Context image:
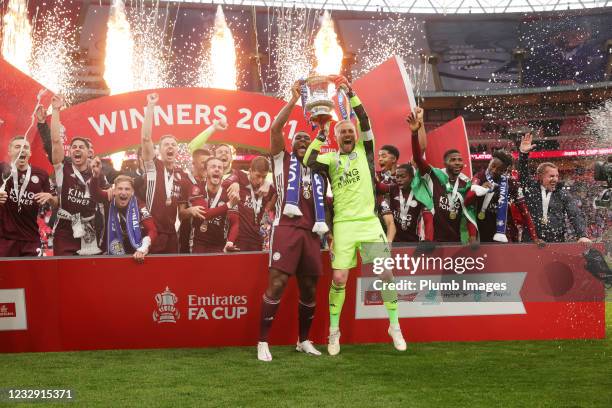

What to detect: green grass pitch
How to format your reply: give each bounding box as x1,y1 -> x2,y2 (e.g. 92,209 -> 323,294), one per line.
2,303 -> 611,408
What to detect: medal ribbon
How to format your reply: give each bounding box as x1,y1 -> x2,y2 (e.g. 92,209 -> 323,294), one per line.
399,189 -> 416,223
11,164 -> 31,212
72,164 -> 90,198
164,167 -> 174,203
446,177 -> 460,213
248,184 -> 263,223
206,186 -> 223,209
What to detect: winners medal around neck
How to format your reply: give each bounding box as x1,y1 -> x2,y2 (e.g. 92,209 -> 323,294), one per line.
302,181 -> 312,200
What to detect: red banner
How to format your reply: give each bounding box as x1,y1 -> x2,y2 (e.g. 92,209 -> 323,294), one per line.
58,88 -> 310,154
472,148 -> 612,161
426,117 -> 472,177
352,56 -> 416,160
0,58 -> 54,171
0,243 -> 604,353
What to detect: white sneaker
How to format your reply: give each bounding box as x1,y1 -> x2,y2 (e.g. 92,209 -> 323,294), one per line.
328,328 -> 341,356
388,325 -> 407,351
257,341 -> 272,362
296,340 -> 322,356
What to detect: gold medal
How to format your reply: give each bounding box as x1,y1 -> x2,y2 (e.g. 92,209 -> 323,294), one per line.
200,220 -> 208,232
449,211 -> 457,220
478,211 -> 486,220
542,217 -> 548,225
302,182 -> 311,200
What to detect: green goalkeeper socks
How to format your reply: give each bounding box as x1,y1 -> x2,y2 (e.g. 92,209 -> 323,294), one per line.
329,282 -> 346,329
381,288 -> 399,326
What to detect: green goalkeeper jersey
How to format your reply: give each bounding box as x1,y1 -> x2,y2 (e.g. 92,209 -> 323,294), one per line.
304,95 -> 377,223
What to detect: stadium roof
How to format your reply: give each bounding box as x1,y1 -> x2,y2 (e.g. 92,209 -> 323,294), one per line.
173,0 -> 611,14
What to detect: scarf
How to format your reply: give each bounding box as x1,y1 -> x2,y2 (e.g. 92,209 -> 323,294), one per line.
283,153 -> 328,235
55,209 -> 101,255
107,196 -> 143,255
491,173 -> 510,243
145,161 -> 175,211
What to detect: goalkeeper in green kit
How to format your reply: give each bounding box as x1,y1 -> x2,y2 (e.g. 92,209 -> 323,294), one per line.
304,75 -> 406,355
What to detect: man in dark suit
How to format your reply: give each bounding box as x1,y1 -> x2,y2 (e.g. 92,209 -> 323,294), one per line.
518,133 -> 591,243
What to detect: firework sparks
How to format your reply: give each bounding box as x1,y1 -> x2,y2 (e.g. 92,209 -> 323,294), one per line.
104,0 -> 135,95
198,5 -> 237,90
355,13 -> 429,101
269,7 -> 317,100
313,11 -> 343,76
129,0 -> 172,90
29,0 -> 80,101
1,0 -> 33,75
103,0 -> 172,95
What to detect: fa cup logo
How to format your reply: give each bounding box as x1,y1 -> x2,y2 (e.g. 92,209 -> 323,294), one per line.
153,286 -> 180,323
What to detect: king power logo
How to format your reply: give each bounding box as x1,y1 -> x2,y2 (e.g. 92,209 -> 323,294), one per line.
153,286 -> 248,324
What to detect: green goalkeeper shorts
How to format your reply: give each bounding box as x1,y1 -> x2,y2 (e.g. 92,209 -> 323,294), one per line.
331,217 -> 391,270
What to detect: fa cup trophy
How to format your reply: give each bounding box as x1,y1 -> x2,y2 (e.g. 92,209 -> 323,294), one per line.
301,75 -> 336,128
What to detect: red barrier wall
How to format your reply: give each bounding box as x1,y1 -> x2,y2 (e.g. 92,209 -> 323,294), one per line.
0,243 -> 605,353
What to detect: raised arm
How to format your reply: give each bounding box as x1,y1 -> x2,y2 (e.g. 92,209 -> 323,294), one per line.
271,81 -> 300,156
518,133 -> 536,189
417,121 -> 427,153
188,119 -> 228,154
141,93 -> 158,163
34,105 -> 54,164
408,108 -> 431,175
304,129 -> 332,174
50,95 -> 65,166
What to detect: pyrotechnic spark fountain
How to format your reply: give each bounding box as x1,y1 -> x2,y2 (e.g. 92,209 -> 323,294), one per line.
198,5 -> 237,90
313,11 -> 343,77
269,7 -> 317,100
29,0 -> 80,101
104,0 -> 135,95
129,0 -> 172,90
1,0 -> 33,75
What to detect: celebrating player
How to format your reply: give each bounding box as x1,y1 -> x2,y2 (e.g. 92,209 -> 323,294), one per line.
90,158 -> 157,263
179,157 -> 240,253
0,136 -> 55,256
140,93 -> 188,254
470,150 -> 540,243
257,81 -> 329,362
50,95 -> 101,255
233,156 -> 276,252
409,109 -> 478,244
178,148 -> 212,253
304,75 -> 406,355
379,164 -> 433,243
